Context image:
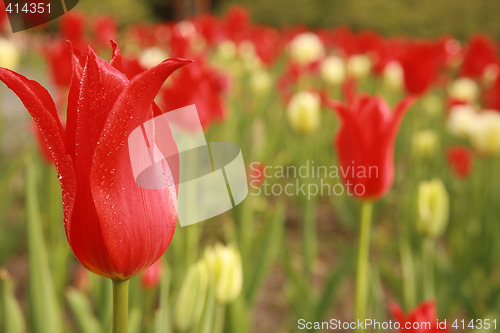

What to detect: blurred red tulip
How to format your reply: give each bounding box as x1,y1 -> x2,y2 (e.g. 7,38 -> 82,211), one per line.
93,16 -> 118,49
224,6 -> 251,43
460,35 -> 497,78
447,146 -> 473,179
42,40 -> 74,89
161,57 -> 227,129
251,25 -> 282,66
327,94 -> 415,200
60,11 -> 88,49
390,301 -> 449,332
399,41 -> 444,95
0,42 -> 190,279
0,1 -> 7,28
141,260 -> 161,289
249,162 -> 266,188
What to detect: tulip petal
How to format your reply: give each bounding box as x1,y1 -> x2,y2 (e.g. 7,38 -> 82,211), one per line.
110,40 -> 122,71
0,68 -> 77,236
85,58 -> 190,279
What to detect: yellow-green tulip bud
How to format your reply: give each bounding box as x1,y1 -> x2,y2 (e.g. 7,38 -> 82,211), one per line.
320,55 -> 346,85
286,91 -> 321,135
0,38 -> 20,70
139,47 -> 169,69
382,61 -> 404,91
250,69 -> 272,96
346,54 -> 371,79
289,32 -> 324,66
417,179 -> 449,238
468,110 -> 500,156
447,77 -> 479,104
412,130 -> 440,159
204,244 -> 243,304
174,261 -> 209,331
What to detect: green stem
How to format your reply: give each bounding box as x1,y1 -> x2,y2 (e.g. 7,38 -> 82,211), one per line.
112,279 -> 129,333
354,201 -> 373,329
423,238 -> 435,300
400,241 -> 416,309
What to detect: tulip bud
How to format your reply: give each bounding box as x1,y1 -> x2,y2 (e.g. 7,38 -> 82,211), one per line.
204,244 -> 243,304
139,47 -> 169,69
216,40 -> 237,61
468,110 -> 500,156
412,130 -> 439,159
447,105 -> 477,138
0,38 -> 21,70
417,179 -> 449,238
141,260 -> 161,290
174,261 -> 209,331
250,69 -> 272,96
346,54 -> 371,79
421,94 -> 443,117
320,55 -> 346,85
289,32 -> 324,66
447,77 -> 479,104
286,91 -> 321,135
382,61 -> 404,91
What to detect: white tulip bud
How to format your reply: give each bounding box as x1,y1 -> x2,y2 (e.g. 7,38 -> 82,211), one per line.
320,56 -> 346,85
287,91 -> 321,135
289,32 -> 324,66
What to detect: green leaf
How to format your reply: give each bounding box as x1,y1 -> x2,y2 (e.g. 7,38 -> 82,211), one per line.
25,155 -> 62,333
66,288 -> 102,333
0,269 -> 26,333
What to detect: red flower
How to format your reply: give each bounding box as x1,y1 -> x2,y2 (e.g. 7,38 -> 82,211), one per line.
249,162 -> 266,188
460,35 -> 497,78
0,42 -> 190,280
0,1 -> 7,28
447,146 -> 473,179
161,57 -> 227,129
223,6 -> 251,43
60,11 -> 88,49
141,260 -> 161,289
391,301 -> 448,332
93,16 -> 118,49
42,40 -> 74,89
327,95 -> 415,200
399,41 -> 444,95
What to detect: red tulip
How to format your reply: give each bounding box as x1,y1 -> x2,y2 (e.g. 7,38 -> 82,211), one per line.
42,39 -> 74,89
0,42 -> 190,279
161,57 -> 227,129
0,1 -> 7,28
93,15 -> 118,49
390,301 -> 449,332
141,260 -> 161,289
327,94 -> 415,200
446,146 -> 473,179
60,11 -> 88,49
223,6 -> 251,43
399,41 -> 444,95
460,35 -> 497,78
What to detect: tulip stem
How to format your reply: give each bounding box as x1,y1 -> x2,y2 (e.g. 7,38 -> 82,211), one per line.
112,279 -> 129,333
423,238 -> 435,300
354,201 -> 373,330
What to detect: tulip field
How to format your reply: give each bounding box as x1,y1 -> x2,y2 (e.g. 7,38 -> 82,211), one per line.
1,2 -> 500,333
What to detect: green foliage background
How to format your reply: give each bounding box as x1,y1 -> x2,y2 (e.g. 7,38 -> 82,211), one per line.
77,0 -> 500,41
218,0 -> 500,40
